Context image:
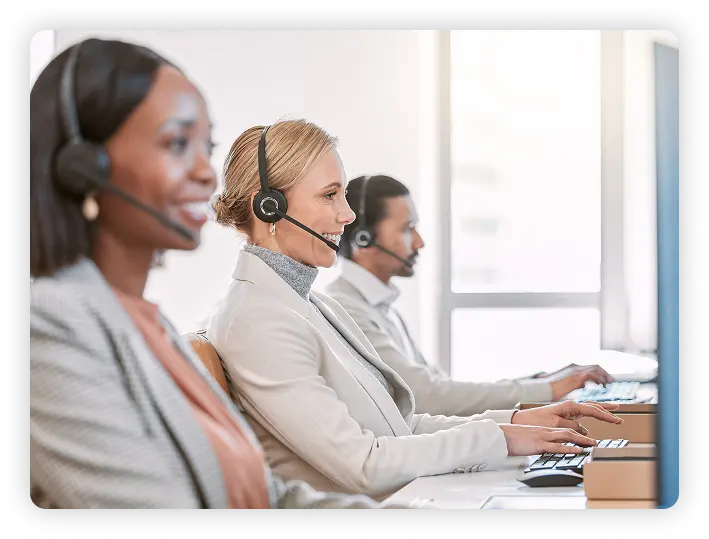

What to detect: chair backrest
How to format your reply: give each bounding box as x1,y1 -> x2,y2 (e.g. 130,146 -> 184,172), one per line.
184,330 -> 230,396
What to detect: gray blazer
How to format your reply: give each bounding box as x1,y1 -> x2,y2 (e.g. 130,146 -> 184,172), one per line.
207,251 -> 510,500
326,273 -> 553,416
30,258 -> 386,509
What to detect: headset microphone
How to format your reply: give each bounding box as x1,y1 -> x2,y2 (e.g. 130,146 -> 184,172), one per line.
371,243 -> 416,268
252,126 -> 340,253
54,42 -> 195,242
350,175 -> 415,268
102,183 -> 195,240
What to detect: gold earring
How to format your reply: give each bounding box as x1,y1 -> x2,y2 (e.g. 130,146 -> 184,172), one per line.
269,222 -> 276,236
82,194 -> 99,221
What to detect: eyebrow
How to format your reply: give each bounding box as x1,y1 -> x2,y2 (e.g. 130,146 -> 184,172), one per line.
320,182 -> 342,191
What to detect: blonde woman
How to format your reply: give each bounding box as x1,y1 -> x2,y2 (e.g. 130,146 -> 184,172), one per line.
208,120 -> 623,499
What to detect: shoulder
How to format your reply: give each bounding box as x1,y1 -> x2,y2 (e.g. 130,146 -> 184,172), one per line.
324,275 -> 361,302
31,261 -> 105,335
209,281 -> 318,354
31,262 -> 118,375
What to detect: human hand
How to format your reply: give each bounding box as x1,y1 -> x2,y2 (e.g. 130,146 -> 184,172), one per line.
511,400 -> 623,434
549,365 -> 614,400
499,424 -> 599,456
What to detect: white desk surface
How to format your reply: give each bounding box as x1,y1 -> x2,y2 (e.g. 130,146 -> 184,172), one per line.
385,455 -> 657,509
385,456 -> 588,509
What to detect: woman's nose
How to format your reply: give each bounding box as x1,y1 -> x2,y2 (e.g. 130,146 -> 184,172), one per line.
338,203 -> 356,225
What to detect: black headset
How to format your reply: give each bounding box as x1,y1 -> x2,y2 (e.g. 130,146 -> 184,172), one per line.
252,126 -> 288,224
351,175 -> 374,248
53,42 -> 194,240
251,126 -> 340,252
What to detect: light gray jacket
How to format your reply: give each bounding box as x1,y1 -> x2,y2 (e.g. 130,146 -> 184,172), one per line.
207,251 -> 510,500
30,258 -> 385,509
325,261 -> 553,416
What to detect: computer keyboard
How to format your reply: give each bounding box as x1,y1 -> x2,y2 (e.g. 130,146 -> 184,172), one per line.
574,381 -> 640,402
523,439 -> 629,474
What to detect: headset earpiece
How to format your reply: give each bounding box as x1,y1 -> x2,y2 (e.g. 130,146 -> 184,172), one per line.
55,141 -> 111,197
353,227 -> 373,248
252,188 -> 288,224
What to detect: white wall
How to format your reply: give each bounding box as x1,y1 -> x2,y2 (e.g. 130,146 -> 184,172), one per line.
53,31 -> 432,346
622,30 -> 678,352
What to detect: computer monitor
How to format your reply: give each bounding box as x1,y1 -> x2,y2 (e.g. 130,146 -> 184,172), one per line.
654,41 -> 679,508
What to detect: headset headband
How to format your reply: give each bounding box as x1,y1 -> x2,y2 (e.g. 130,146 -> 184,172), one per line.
258,126 -> 272,193
358,175 -> 371,228
59,43 -> 83,144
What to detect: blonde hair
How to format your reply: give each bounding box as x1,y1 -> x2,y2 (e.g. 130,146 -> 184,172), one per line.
213,120 -> 339,241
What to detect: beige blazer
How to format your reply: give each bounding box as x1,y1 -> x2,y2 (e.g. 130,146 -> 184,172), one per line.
207,250 -> 511,498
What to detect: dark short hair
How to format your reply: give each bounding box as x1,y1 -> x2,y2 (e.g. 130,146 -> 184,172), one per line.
30,38 -> 175,277
340,175 -> 410,259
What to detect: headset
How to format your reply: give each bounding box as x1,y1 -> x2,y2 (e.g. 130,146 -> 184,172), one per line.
251,126 -> 340,252
53,42 -> 194,241
349,175 -> 414,267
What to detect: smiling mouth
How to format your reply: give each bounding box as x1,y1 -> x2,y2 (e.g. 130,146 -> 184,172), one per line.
322,233 -> 342,245
176,201 -> 211,226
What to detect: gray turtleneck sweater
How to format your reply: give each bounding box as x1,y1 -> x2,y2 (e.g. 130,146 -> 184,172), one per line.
244,244 -> 394,397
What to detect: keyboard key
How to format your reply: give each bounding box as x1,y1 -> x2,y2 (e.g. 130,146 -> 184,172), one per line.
575,382 -> 639,402
598,440 -> 612,448
528,461 -> 553,471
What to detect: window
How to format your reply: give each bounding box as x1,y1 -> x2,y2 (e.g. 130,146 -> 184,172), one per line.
444,31 -> 603,380
451,308 -> 601,382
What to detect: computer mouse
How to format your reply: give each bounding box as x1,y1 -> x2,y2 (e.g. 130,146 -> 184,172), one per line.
516,468 -> 584,488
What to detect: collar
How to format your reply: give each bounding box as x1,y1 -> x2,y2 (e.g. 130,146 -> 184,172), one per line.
243,244 -> 318,301
338,258 -> 399,308
232,249 -> 314,319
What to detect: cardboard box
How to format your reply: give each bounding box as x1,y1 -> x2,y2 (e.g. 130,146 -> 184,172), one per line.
517,403 -> 656,442
583,445 -> 656,501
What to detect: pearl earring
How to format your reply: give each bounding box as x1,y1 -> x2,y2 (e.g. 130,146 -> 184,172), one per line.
82,194 -> 99,221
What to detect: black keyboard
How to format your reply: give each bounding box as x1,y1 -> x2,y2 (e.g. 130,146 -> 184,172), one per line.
574,381 -> 640,402
523,439 -> 629,474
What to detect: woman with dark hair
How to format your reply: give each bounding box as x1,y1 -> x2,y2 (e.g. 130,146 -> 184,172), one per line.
30,38 -> 388,509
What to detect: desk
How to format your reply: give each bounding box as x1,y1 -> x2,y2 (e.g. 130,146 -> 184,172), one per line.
385,456 -> 587,509
386,457 -> 655,509
385,383 -> 658,509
